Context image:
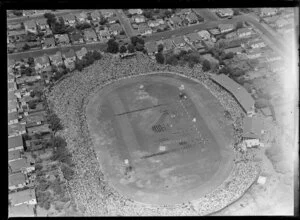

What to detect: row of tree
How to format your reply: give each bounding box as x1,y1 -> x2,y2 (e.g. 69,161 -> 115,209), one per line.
106,36 -> 146,54
75,50 -> 102,71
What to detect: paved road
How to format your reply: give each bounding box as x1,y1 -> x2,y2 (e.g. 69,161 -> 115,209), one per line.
115,10 -> 136,38
193,9 -> 220,22
8,42 -> 107,60
7,10 -> 86,24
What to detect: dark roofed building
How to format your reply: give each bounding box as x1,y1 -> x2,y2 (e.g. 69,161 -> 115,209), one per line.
210,74 -> 255,115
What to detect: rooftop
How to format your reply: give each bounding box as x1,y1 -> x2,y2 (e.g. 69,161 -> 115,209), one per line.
63,48 -> 76,59
9,172 -> 26,187
9,189 -> 36,206
243,116 -> 265,138
9,158 -> 31,173
8,135 -> 23,149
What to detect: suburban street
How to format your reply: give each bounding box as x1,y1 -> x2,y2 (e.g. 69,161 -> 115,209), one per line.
114,10 -> 136,38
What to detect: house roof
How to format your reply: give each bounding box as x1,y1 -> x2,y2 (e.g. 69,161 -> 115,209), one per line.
9,135 -> 23,149
8,30 -> 26,37
9,189 -> 36,206
75,12 -> 87,20
243,116 -> 264,138
145,41 -> 157,53
218,23 -> 234,31
260,8 -> 278,15
162,39 -> 174,50
63,49 -> 76,59
100,9 -> 114,17
197,30 -> 210,39
8,123 -> 26,136
170,16 -> 182,24
76,47 -> 88,58
128,9 -> 143,15
84,29 -> 97,39
27,123 -> 51,133
9,100 -> 18,110
99,30 -> 110,37
36,18 -> 47,26
187,12 -> 198,21
225,31 -> 237,38
9,150 -> 21,161
8,91 -> 16,100
62,14 -> 75,21
25,113 -> 45,124
9,158 -> 30,173
9,204 -> 35,217
173,36 -> 186,45
23,20 -> 36,29
55,34 -> 70,44
208,28 -> 220,35
70,31 -> 83,42
34,55 -> 50,66
217,8 -> 234,15
109,23 -> 122,32
237,27 -> 253,35
210,74 -> 255,113
90,10 -> 101,19
44,37 -> 55,47
8,112 -> 18,122
49,51 -> 63,63
9,172 -> 26,187
186,32 -> 201,42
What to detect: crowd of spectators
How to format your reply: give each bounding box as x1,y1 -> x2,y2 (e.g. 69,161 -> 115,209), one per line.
46,52 -> 260,216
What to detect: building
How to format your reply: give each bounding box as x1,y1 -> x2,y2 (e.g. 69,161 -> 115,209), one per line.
9,204 -> 35,217
218,23 -> 235,33
8,123 -> 26,137
49,51 -> 63,67
62,49 -> 76,70
186,12 -> 198,24
261,107 -> 273,117
109,23 -> 123,35
210,74 -> 255,115
260,8 -> 278,17
54,34 -> 70,46
8,82 -> 17,92
75,47 -> 88,60
9,100 -> 19,114
247,49 -> 262,59
107,16 -> 118,24
225,31 -> 237,39
36,18 -> 49,30
242,116 -> 265,147
257,176 -> 267,185
9,173 -> 28,190
133,15 -> 146,23
9,158 -> 35,174
62,14 -> 76,26
83,29 -> 98,43
27,123 -> 51,135
172,36 -> 186,47
23,20 -> 37,33
237,27 -> 254,38
162,39 -> 175,51
9,150 -> 22,162
138,24 -> 152,35
216,8 -> 234,18
145,41 -> 157,55
184,32 -> 201,44
24,111 -> 46,127
8,112 -> 19,125
69,31 -> 84,44
90,10 -> 101,21
42,37 -> 55,49
8,135 -> 24,152
208,28 -> 221,36
75,12 -> 88,23
169,16 -> 182,28
247,38 -> 266,49
9,189 -> 37,206
97,29 -> 111,43
34,54 -> 50,73
128,9 -> 143,15
148,20 -> 160,27
197,30 -> 211,40
8,30 -> 27,43
100,9 -> 114,18
224,46 -> 243,54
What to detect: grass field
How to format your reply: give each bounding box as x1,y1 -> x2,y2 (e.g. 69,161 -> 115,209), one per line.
86,73 -> 235,205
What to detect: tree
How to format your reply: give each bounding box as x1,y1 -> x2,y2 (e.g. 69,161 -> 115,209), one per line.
130,36 -> 144,46
233,9 -> 240,16
28,101 -> 37,109
92,50 -> 102,60
23,43 -> 30,51
119,45 -> 127,53
157,44 -> 164,53
135,42 -> 144,51
166,54 -> 178,66
202,60 -> 211,72
28,57 -> 35,66
47,113 -> 63,134
12,10 -> 23,16
61,164 -> 75,181
254,98 -> 270,109
127,44 -> 135,53
106,39 -> 119,53
155,52 -> 165,64
224,52 -> 234,60
75,22 -> 91,30
53,136 -> 67,149
99,16 -> 107,25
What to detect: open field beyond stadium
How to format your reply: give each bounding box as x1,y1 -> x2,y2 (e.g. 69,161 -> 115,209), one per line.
86,72 -> 235,205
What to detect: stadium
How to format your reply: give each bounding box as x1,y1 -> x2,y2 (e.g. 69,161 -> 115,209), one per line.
47,52 -> 260,215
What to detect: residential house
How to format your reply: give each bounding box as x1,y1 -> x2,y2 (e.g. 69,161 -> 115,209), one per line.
8,123 -> 26,137
210,74 -> 255,115
237,27 -> 254,38
218,23 -> 234,33
23,20 -> 37,34
8,135 -> 24,152
97,29 -> 111,43
247,38 -> 266,49
69,31 -> 84,44
169,16 -> 182,28
75,47 -> 88,60
75,12 -> 88,23
62,49 -> 77,71
9,173 -> 28,191
224,46 -> 243,54
9,158 -> 35,174
9,100 -> 19,114
107,16 -> 118,24
208,28 -> 220,37
225,31 -> 237,39
157,19 -> 165,25
16,75 -> 41,86
54,34 -> 70,46
133,15 -> 146,24
172,36 -> 186,47
36,18 -> 49,31
9,150 -> 22,162
24,111 -> 46,128
26,41 -> 42,50
49,51 -> 63,67
247,49 -> 262,59
8,82 -> 17,92
138,24 -> 152,35
9,189 -> 37,206
100,9 -> 114,18
186,12 -> 198,24
42,37 -> 55,49
260,8 -> 278,17
9,204 -> 35,217
7,23 -> 23,31
109,23 -> 123,35
263,15 -> 280,25
83,29 -> 98,43
128,9 -> 143,15
62,14 -> 76,26
265,53 -> 282,62
148,20 -> 160,27
162,39 -> 175,51
22,10 -> 36,16
184,32 -> 201,45
197,30 -> 211,40
8,112 -> 19,125
275,18 -> 289,28
8,30 -> 27,43
216,9 -> 234,18
145,41 -> 158,55
34,55 -> 50,73
194,41 -> 205,50
27,124 -> 51,135
90,10 -> 101,21
242,116 -> 265,147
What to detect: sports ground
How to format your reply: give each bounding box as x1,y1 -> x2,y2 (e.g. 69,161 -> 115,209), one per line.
86,72 -> 235,205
